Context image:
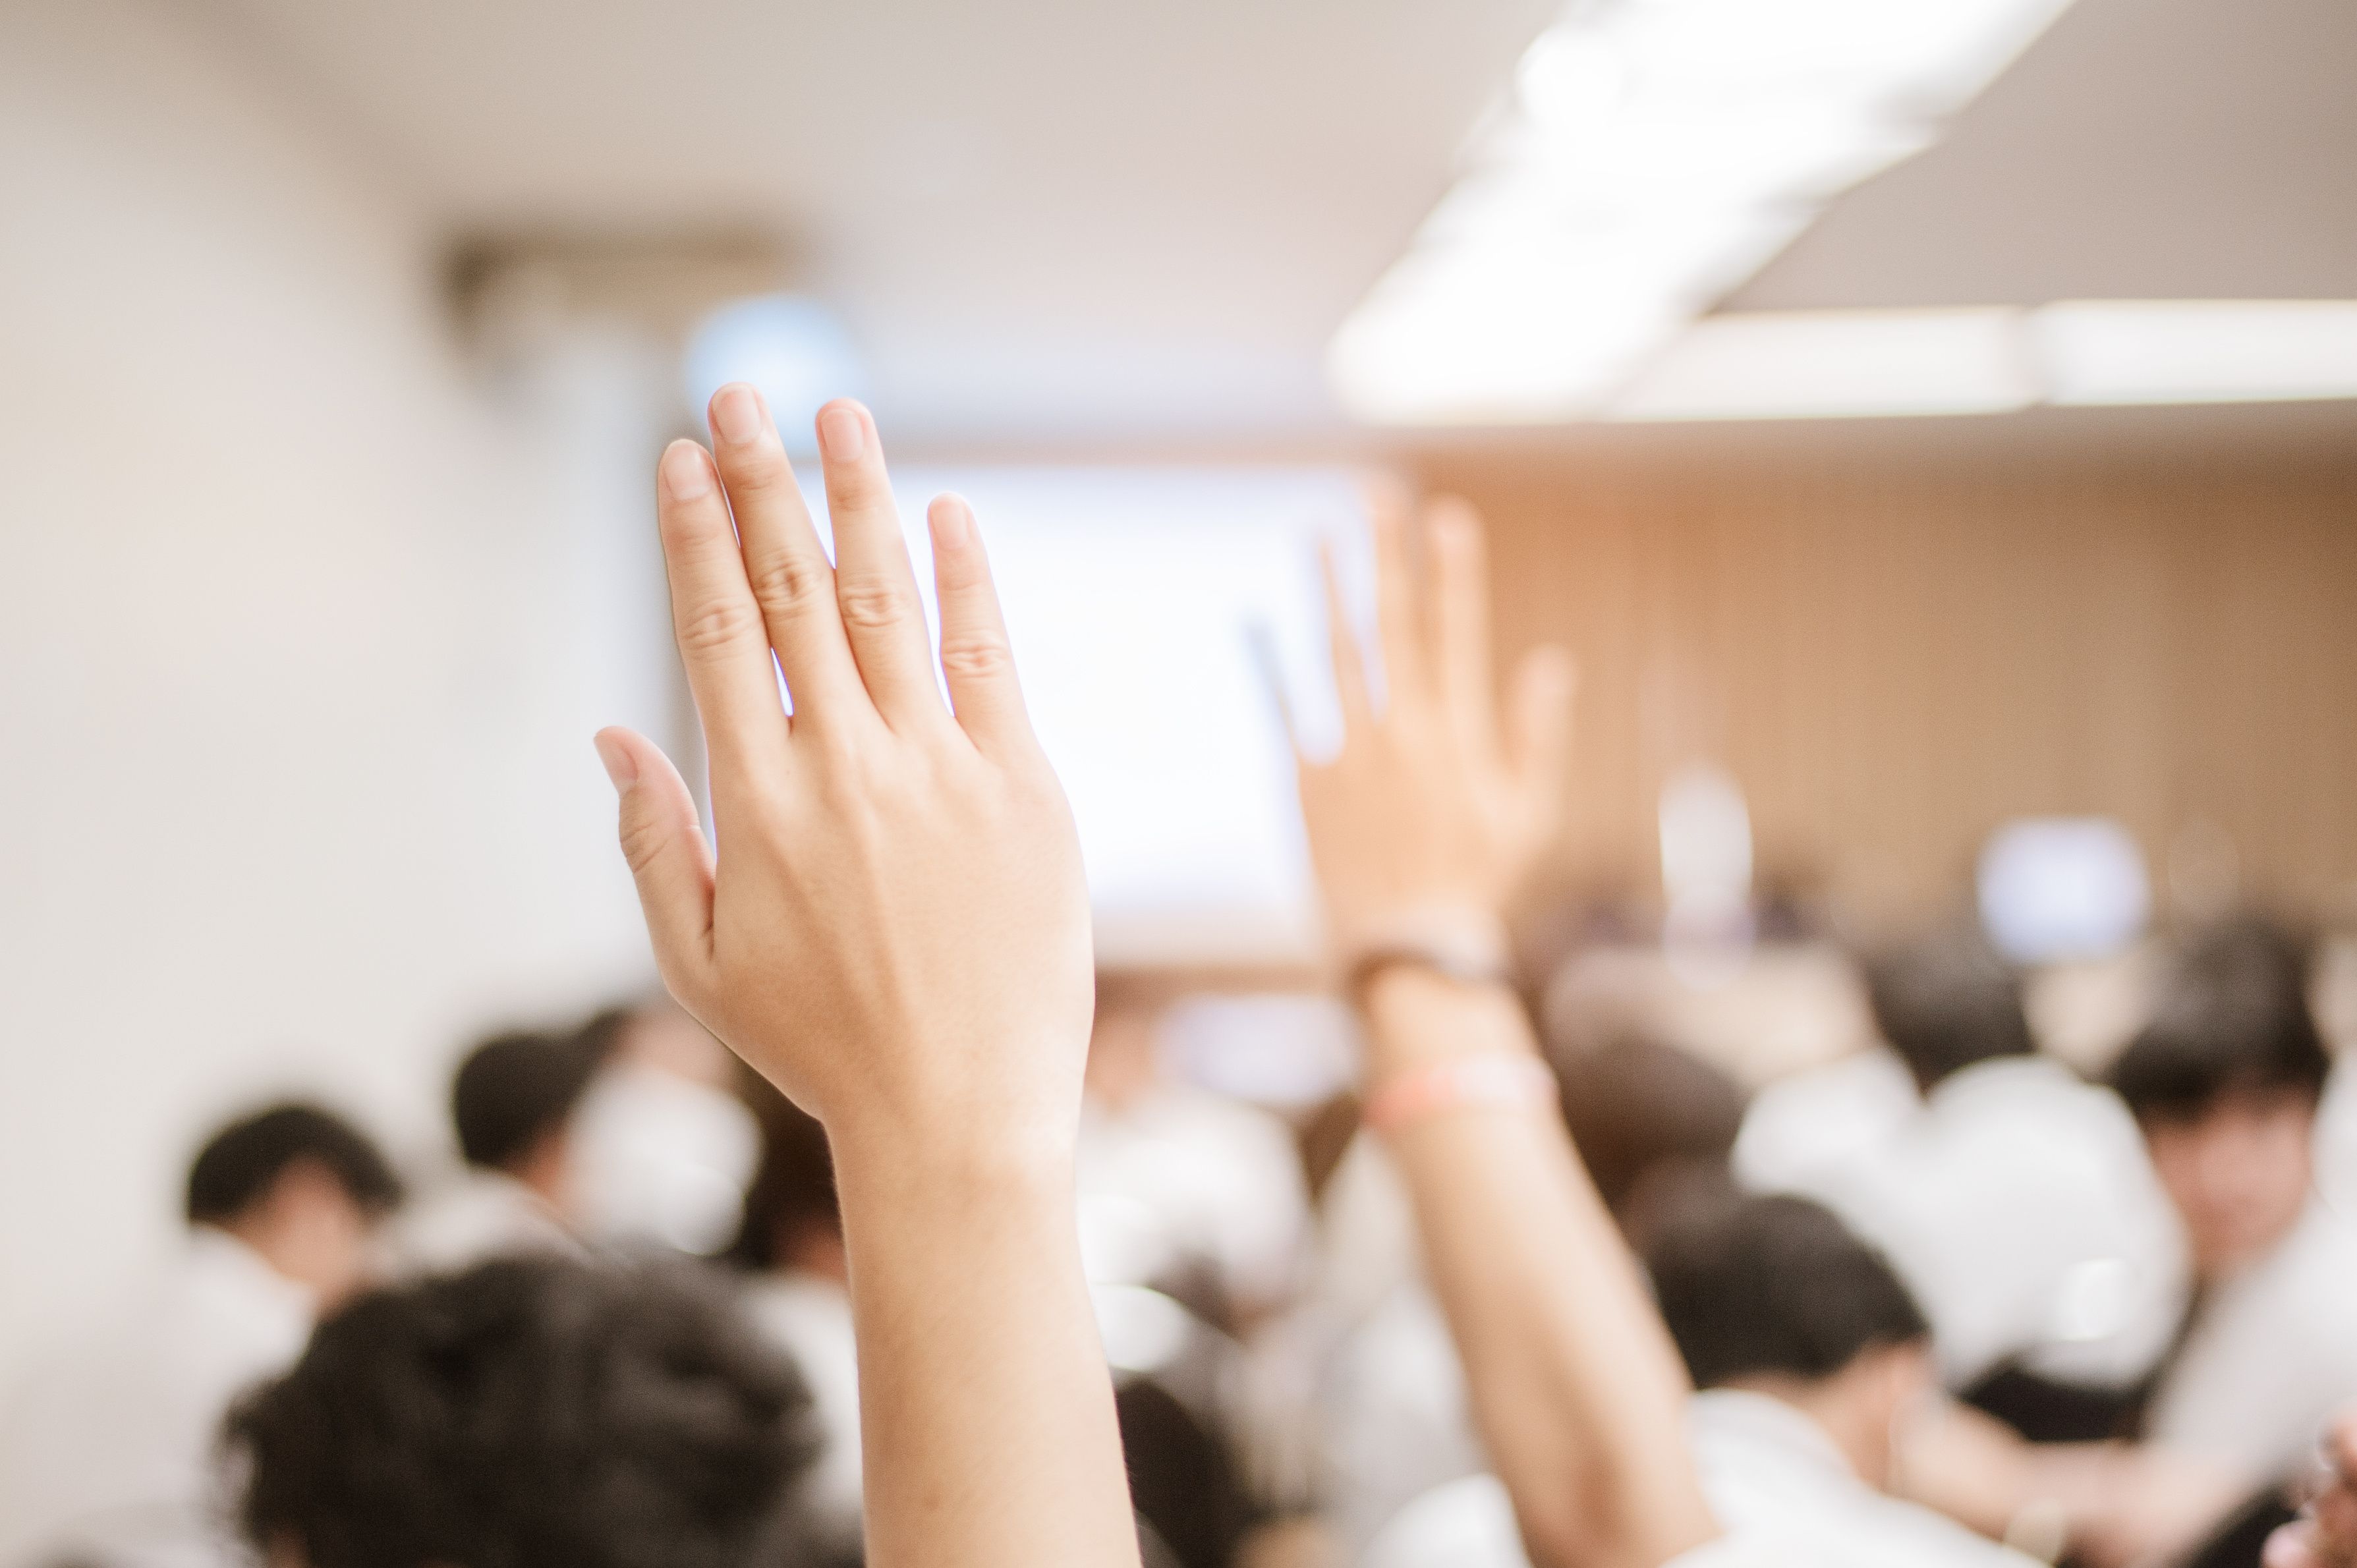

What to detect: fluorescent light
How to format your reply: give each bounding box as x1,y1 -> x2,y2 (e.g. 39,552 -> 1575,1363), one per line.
1613,308 -> 2034,420
1329,0 -> 2078,425
2035,300 -> 2357,405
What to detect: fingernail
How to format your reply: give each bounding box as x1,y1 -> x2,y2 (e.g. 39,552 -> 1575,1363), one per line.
930,493 -> 973,549
661,441 -> 714,501
818,402 -> 866,462
711,384 -> 767,447
593,732 -> 637,793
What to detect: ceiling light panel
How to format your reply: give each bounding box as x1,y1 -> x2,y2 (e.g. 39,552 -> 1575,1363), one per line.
1330,0 -> 2078,424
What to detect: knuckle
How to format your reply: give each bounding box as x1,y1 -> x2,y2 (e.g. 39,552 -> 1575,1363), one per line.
717,447 -> 792,496
939,632 -> 1013,683
747,550 -> 830,619
675,594 -> 762,657
836,577 -> 913,634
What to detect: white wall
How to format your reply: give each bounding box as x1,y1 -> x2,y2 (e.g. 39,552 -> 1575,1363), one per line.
0,1 -> 673,1351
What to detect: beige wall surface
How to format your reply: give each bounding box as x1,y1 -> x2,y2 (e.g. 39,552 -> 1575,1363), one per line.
1412,416 -> 2357,928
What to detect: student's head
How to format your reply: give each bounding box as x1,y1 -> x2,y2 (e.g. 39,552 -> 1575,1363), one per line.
1864,929 -> 2035,1094
451,1028 -> 608,1210
1647,1189 -> 1931,1490
2111,918 -> 2329,1277
185,1103 -> 404,1306
229,1255 -> 822,1568
1554,1034 -> 1747,1233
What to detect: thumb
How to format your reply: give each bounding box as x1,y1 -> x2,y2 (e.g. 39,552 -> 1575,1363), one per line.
594,727 -> 715,999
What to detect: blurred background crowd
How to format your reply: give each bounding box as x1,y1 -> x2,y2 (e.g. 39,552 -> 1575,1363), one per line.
3,1 -> 2354,1567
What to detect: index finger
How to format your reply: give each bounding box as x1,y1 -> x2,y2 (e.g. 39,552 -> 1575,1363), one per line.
655,439 -> 789,786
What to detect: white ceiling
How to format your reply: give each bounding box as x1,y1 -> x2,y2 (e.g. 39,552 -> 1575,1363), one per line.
196,0 -> 2357,444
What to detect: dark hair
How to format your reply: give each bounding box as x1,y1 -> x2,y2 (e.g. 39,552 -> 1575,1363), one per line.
451,1029 -> 608,1171
1865,930 -> 2035,1092
1646,1190 -> 1929,1389
726,1091 -> 840,1272
229,1255 -> 822,1568
1556,1037 -> 1747,1217
185,1103 -> 403,1227
2110,916 -> 2329,1123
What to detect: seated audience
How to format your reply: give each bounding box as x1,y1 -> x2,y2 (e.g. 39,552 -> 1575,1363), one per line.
227,1255 -> 831,1568
381,1026 -> 602,1273
1649,1189 -> 2036,1567
1905,916 -> 2357,1568
0,1103 -> 401,1568
1736,928 -> 2184,1406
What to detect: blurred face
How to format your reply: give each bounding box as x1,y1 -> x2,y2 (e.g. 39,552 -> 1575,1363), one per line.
2142,1088 -> 2316,1279
241,1159 -> 378,1306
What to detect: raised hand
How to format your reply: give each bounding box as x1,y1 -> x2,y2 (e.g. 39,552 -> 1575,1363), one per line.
1287,487 -> 1715,1568
593,388 -> 1092,1158
2269,1415 -> 2357,1568
595,386 -> 1134,1568
1296,489 -> 1575,961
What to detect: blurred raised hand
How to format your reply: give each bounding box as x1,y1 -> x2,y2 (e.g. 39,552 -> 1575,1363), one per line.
1286,487 -> 1717,1568
594,385 -> 1133,1568
2269,1414 -> 2357,1568
1296,489 -> 1576,958
593,387 -> 1092,1160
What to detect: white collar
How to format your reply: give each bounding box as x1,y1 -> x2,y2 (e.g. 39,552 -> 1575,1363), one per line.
1689,1387 -> 1861,1480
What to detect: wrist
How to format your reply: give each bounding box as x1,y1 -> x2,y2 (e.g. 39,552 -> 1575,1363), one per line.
829,1098 -> 1079,1202
1359,962 -> 1536,1078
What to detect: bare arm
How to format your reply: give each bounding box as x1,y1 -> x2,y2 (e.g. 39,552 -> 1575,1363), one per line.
596,386 -> 1138,1568
1290,493 -> 1717,1568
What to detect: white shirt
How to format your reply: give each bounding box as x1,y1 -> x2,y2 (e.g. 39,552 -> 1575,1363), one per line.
377,1167 -> 580,1277
1075,1084 -> 1310,1312
2147,1196 -> 2357,1485
1357,1469 -> 1829,1568
0,1229 -> 314,1568
1737,1051 -> 2187,1387
742,1272 -> 863,1555
1688,1389 -> 2037,1568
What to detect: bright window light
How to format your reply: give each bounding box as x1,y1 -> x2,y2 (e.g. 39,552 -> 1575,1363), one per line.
1330,0 -> 2077,424
2034,300 -> 2357,406
1979,818 -> 2151,965
785,466 -> 1367,966
1613,308 -> 2034,420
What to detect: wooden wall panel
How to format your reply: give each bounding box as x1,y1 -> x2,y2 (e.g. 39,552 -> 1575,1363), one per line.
1408,422 -> 2357,927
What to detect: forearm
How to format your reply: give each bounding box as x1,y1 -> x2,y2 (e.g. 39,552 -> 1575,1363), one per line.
1365,968 -> 1718,1568
834,1132 -> 1139,1568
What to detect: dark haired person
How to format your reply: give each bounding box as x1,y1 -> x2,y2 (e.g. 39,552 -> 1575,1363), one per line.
2084,923 -> 2357,1563
0,1102 -> 402,1568
1649,1191 -> 2035,1567
382,1026 -> 603,1273
229,1255 -> 834,1568
1737,929 -> 2184,1409
1906,920 -> 2357,1568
